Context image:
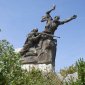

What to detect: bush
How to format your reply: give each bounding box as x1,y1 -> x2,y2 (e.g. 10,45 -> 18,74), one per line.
60,65 -> 77,78
76,58 -> 85,85
0,39 -> 84,85
0,40 -> 23,84
0,40 -> 63,85
64,58 -> 85,85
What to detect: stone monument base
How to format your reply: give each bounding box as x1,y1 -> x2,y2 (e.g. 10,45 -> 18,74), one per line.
21,64 -> 54,72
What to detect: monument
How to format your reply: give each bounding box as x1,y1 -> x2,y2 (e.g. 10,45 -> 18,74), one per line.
20,5 -> 77,72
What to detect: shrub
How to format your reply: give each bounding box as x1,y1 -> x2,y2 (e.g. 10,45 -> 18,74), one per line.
1,39 -> 84,85
76,58 -> 85,85
60,65 -> 77,78
0,40 -> 63,85
0,40 -> 23,84
64,58 -> 85,85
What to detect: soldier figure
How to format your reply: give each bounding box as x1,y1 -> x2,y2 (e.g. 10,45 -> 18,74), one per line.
20,28 -> 41,56
41,5 -> 56,33
49,15 -> 77,34
41,5 -> 77,34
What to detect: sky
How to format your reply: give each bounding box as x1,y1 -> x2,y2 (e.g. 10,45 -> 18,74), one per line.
0,0 -> 85,72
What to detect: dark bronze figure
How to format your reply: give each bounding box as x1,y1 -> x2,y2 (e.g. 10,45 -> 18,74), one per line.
41,5 -> 56,33
41,5 -> 77,34
20,28 -> 41,56
48,15 -> 77,34
20,5 -> 77,65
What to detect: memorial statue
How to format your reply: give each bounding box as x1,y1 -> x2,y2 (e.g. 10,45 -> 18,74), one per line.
20,5 -> 77,71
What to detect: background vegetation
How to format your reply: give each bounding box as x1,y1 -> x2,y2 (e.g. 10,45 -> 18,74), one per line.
0,39 -> 85,85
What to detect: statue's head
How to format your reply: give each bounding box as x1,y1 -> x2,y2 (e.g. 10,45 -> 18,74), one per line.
54,16 -> 60,21
31,28 -> 38,32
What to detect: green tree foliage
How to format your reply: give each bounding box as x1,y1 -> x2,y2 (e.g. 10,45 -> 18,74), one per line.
64,58 -> 85,85
0,39 -> 85,85
60,65 -> 77,78
76,58 -> 85,85
0,40 -> 63,85
0,40 -> 23,84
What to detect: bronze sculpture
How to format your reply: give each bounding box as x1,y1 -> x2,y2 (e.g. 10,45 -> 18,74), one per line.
41,5 -> 56,33
20,5 -> 77,65
41,5 -> 77,34
47,15 -> 77,34
20,28 -> 41,56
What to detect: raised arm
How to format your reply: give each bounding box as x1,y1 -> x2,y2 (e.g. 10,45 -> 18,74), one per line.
41,5 -> 56,22
46,5 -> 56,14
60,15 -> 77,25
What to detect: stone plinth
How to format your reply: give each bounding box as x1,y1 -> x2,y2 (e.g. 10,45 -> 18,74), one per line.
21,64 -> 54,72
20,31 -> 57,72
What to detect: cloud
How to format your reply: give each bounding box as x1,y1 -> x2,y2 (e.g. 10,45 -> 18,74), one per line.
15,48 -> 22,53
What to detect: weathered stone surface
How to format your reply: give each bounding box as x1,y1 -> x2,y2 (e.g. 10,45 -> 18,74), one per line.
21,64 -> 54,72
21,38 -> 57,65
57,72 -> 78,85
63,72 -> 78,83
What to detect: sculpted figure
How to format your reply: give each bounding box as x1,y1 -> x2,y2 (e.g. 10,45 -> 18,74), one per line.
41,5 -> 77,34
41,5 -> 56,33
49,15 -> 77,34
20,5 -> 77,65
20,28 -> 41,56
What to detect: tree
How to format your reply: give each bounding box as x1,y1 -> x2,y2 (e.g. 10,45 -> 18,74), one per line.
76,58 -> 85,85
60,65 -> 77,78
0,40 -> 63,85
64,58 -> 85,85
0,40 -> 23,85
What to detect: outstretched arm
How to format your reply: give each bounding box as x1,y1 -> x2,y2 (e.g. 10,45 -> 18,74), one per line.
60,15 -> 77,25
46,5 -> 56,14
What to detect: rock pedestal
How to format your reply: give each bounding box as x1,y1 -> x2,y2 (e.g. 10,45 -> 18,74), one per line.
20,31 -> 57,72
21,64 -> 54,72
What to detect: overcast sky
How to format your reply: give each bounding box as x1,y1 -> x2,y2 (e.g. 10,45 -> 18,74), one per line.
0,0 -> 85,71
